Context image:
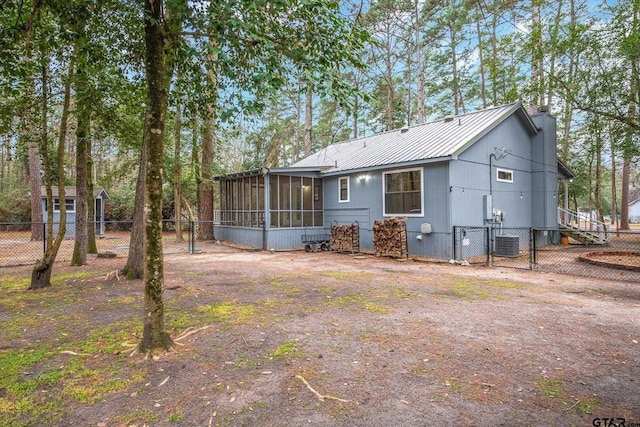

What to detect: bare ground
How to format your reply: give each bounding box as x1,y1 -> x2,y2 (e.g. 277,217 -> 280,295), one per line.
1,242 -> 639,426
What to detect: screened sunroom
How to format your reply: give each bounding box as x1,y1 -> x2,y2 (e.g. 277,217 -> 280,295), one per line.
215,168 -> 325,250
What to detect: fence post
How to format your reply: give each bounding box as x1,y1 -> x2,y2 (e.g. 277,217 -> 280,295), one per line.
190,220 -> 195,254
485,227 -> 490,266
530,228 -> 536,270
452,226 -> 457,261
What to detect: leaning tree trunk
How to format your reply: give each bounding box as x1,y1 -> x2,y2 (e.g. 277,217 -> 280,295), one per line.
31,54 -> 72,289
122,126 -> 146,279
136,0 -> 175,356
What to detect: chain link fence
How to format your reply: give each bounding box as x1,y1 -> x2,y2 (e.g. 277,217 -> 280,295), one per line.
4,221 -> 639,283
490,227 -> 534,270
453,226 -> 489,265
453,225 -> 640,283
534,229 -> 640,283
0,220 -> 207,267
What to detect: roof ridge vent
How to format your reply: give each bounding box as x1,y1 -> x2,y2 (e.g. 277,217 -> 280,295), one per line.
400,123 -> 409,133
444,116 -> 454,122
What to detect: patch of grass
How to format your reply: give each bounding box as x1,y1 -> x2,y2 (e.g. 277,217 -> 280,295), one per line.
445,378 -> 464,392
50,271 -> 96,286
329,293 -> 390,314
537,378 -> 564,398
77,318 -> 141,355
485,280 -> 524,289
271,340 -> 304,359
0,274 -> 31,291
108,295 -> 138,305
320,271 -> 375,283
231,353 -> 261,369
168,405 -> 184,423
388,286 -> 422,300
166,311 -> 198,331
0,346 -> 65,424
453,281 -> 490,301
197,301 -> 258,325
268,275 -> 303,297
114,408 -> 160,424
574,397 -> 600,414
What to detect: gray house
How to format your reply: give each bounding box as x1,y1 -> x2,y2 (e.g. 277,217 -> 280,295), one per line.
214,102 -> 573,259
41,186 -> 110,238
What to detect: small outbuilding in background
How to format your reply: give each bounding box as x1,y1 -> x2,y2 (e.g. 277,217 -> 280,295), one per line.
40,186 -> 110,238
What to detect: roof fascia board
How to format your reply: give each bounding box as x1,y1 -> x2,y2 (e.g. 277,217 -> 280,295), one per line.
451,102 -> 537,158
320,156 -> 452,177
268,166 -> 325,174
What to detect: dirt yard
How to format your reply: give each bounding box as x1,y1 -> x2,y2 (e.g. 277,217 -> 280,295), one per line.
1,242 -> 639,426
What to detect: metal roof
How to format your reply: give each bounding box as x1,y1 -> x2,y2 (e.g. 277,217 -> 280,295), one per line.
40,186 -> 110,199
292,103 -> 537,175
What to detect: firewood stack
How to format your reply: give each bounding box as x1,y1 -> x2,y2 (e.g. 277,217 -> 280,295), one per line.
330,222 -> 360,253
373,217 -> 408,258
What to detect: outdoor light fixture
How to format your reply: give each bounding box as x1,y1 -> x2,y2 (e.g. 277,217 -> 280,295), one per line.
359,174 -> 368,183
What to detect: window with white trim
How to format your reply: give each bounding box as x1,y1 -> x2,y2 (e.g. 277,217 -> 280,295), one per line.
383,168 -> 423,216
338,176 -> 350,203
53,198 -> 75,212
496,168 -> 513,183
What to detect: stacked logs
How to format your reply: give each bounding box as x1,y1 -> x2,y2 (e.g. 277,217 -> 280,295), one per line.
330,222 -> 360,253
373,217 -> 408,258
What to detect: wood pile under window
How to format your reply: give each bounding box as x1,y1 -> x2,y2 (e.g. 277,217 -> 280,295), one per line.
330,221 -> 360,253
373,217 -> 408,258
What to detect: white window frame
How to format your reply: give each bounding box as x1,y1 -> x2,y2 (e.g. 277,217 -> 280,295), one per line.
338,176 -> 350,203
496,168 -> 514,183
382,167 -> 424,217
53,198 -> 76,213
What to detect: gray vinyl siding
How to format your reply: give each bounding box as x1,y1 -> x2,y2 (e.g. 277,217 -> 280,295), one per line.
323,163 -> 455,259
215,226 -> 265,249
451,114 -> 535,228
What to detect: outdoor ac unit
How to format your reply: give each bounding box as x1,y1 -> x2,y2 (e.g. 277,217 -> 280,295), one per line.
494,235 -> 519,257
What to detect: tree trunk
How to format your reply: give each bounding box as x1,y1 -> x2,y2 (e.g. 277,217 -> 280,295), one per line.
87,136 -> 97,253
122,126 -> 146,280
620,156 -> 631,230
530,0 -> 544,109
414,0 -> 425,123
449,25 -> 460,115
174,87 -> 183,242
304,82 -> 313,156
30,51 -> 72,289
593,122 -> 604,222
199,113 -> 215,240
475,4 -> 486,109
295,78 -> 302,161
198,41 -> 217,241
137,0 -> 174,356
71,88 -> 89,266
26,84 -> 44,241
610,125 -> 618,230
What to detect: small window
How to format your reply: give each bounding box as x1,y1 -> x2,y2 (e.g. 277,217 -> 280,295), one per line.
339,177 -> 350,203
496,168 -> 513,183
53,198 -> 75,212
